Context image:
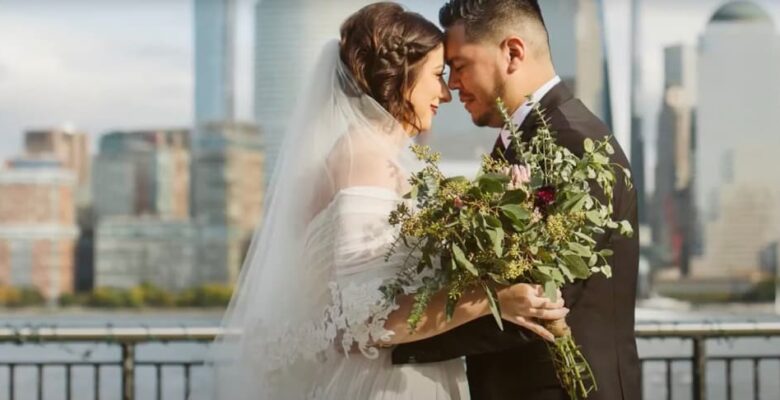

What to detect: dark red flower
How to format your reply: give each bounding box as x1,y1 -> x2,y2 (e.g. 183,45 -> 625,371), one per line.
534,186 -> 556,209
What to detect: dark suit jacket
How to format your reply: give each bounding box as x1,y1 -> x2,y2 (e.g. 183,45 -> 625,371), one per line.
392,83 -> 641,400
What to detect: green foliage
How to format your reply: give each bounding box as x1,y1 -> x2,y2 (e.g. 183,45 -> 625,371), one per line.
385,98 -> 635,399
176,284 -> 233,307
55,283 -> 232,308
0,286 -> 45,307
0,283 -> 233,309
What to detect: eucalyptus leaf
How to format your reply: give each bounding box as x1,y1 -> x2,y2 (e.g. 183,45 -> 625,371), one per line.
588,254 -> 598,266
478,173 -> 510,193
484,215 -> 502,228
605,142 -> 615,155
568,242 -> 592,257
599,249 -> 614,257
561,193 -> 585,211
585,211 -> 603,225
501,204 -> 531,224
593,154 -> 610,165
619,220 -> 634,236
571,194 -> 588,212
487,228 -> 505,257
557,262 -> 574,282
442,176 -> 469,186
563,255 -> 590,279
452,244 -> 478,276
482,282 -> 504,331
544,280 -> 558,301
584,138 -> 595,153
574,231 -> 597,244
501,189 -> 527,205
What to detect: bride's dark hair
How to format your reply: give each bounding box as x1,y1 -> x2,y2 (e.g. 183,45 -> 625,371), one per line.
340,2 -> 443,131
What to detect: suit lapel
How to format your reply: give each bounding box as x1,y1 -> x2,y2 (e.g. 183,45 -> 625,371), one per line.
490,135 -> 506,160
500,82 -> 575,163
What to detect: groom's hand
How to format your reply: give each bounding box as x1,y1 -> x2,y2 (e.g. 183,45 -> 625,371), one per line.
497,284 -> 569,342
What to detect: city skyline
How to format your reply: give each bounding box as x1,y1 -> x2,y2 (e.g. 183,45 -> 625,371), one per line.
4,0 -> 778,185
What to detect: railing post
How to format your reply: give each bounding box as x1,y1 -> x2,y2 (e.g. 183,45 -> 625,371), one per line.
692,336 -> 706,400
121,343 -> 135,400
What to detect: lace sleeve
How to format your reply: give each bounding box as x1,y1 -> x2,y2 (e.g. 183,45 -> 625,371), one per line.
327,187 -> 407,358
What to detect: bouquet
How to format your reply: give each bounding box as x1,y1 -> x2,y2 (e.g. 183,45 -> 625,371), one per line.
383,98 -> 633,399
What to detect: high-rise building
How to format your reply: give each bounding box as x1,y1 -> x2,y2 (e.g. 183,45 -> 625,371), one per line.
24,128 -> 91,220
194,0 -> 236,125
24,128 -> 90,190
191,121 -> 263,284
92,129 -> 192,290
694,1 -> 780,277
629,0 -> 647,224
93,129 -> 191,221
254,0 -> 376,182
0,160 -> 78,300
10,128 -> 92,294
535,0 -> 612,126
696,147 -> 780,278
697,1 -> 780,221
95,217 -> 196,290
653,45 -> 698,275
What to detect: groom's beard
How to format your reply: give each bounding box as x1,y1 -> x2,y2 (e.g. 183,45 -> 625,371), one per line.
474,71 -> 506,128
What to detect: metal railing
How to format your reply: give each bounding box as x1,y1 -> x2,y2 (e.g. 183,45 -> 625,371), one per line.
1,322 -> 779,400
0,327 -> 225,400
636,322 -> 780,400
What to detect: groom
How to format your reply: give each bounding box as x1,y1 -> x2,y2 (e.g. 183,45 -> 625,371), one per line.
393,1 -> 641,399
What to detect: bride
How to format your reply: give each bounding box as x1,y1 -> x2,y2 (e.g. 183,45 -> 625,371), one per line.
202,3 -> 567,399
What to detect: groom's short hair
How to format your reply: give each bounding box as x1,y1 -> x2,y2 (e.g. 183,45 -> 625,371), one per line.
439,0 -> 550,55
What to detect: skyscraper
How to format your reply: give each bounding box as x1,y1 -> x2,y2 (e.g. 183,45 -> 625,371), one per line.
694,1 -> 780,277
537,0 -> 612,126
254,0 -> 376,182
653,45 -> 698,275
194,0 -> 237,125
697,1 -> 780,219
629,0 -> 647,224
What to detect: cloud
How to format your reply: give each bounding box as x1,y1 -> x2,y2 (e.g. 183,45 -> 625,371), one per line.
0,4 -> 193,159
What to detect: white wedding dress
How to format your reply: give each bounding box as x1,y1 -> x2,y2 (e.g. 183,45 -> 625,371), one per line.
302,186 -> 468,399
197,40 -> 469,400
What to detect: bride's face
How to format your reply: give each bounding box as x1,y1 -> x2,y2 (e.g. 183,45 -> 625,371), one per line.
407,45 -> 452,134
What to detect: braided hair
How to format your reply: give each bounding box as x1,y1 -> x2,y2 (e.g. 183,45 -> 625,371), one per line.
340,2 -> 443,132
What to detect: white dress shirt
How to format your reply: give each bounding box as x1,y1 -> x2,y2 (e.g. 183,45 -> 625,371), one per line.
499,75 -> 562,148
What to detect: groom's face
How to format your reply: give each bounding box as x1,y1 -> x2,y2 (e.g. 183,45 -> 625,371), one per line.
444,24 -> 506,128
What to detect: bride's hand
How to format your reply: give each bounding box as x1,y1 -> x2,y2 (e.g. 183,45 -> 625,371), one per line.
496,283 -> 569,342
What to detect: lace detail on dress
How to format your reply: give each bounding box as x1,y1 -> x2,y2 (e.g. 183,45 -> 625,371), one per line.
331,279 -> 399,357
246,277 -> 398,376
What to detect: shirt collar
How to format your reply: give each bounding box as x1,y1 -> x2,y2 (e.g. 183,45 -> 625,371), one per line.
500,75 -> 562,147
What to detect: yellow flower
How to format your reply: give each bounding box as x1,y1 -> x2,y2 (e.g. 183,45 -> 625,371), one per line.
546,213 -> 569,242
502,257 -> 531,281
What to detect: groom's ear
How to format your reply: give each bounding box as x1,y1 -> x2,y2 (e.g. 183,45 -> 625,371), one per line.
502,36 -> 527,74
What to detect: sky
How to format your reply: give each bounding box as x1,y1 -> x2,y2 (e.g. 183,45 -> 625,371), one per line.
1,0 -> 779,192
